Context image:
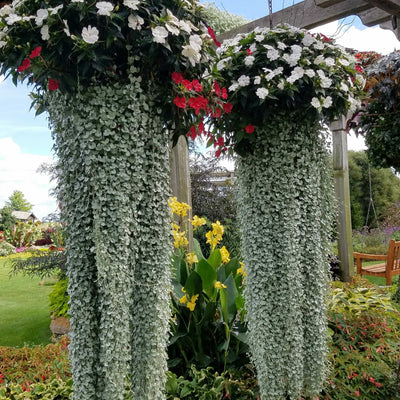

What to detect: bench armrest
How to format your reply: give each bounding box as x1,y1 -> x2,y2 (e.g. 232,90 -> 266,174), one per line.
353,252 -> 387,261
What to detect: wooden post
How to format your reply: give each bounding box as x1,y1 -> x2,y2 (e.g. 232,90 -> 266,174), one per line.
169,135 -> 194,252
331,116 -> 354,282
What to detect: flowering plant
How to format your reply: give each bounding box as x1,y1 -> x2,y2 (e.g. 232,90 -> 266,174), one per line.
0,0 -> 218,113
172,24 -> 364,157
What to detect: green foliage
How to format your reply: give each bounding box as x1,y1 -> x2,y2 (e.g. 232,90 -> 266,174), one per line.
0,337 -> 71,388
348,151 -> 400,228
48,77 -> 172,400
5,190 -> 33,211
49,279 -> 69,318
237,119 -> 334,400
202,2 -> 248,35
0,379 -> 73,399
0,241 -> 15,257
0,207 -> 16,233
169,239 -> 248,376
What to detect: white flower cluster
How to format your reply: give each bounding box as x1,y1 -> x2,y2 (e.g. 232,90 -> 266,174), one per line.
215,24 -> 362,115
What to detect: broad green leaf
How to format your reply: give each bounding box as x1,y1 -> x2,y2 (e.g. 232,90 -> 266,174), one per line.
196,259 -> 217,298
184,270 -> 202,296
224,257 -> 240,278
193,238 -> 204,260
224,274 -> 239,323
207,249 -> 222,268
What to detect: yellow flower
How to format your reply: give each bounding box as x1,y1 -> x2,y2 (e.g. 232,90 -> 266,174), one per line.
179,295 -> 188,304
168,197 -> 191,218
186,252 -> 198,265
191,215 -> 206,229
172,223 -> 180,232
214,281 -> 227,290
181,287 -> 186,293
220,246 -> 230,264
237,261 -> 247,277
172,229 -> 189,249
205,230 -> 222,250
186,294 -> 199,311
212,220 -> 224,237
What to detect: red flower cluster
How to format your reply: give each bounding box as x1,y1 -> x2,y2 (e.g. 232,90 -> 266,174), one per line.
207,26 -> 221,47
48,78 -> 60,91
17,58 -> 31,72
29,46 -> 42,59
172,71 -> 235,156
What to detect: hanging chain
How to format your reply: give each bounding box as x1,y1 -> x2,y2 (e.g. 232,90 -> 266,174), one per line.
268,0 -> 273,29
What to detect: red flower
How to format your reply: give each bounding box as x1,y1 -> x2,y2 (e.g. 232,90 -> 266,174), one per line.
188,96 -> 208,114
320,33 -> 332,42
182,79 -> 193,91
48,79 -> 60,91
17,58 -> 31,72
354,391 -> 360,397
207,26 -> 221,47
187,126 -> 197,140
221,87 -> 228,100
223,103 -> 233,114
245,124 -> 255,134
29,46 -> 42,59
172,72 -> 184,84
0,373 -> 4,384
214,81 -> 221,97
198,120 -> 205,134
216,136 -> 224,146
173,96 -> 187,109
215,148 -> 222,157
246,48 -> 253,55
375,382 -> 383,388
192,79 -> 203,92
355,65 -> 363,73
211,108 -> 222,118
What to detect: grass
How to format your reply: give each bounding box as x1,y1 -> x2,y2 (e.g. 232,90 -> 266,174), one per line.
0,256 -> 56,347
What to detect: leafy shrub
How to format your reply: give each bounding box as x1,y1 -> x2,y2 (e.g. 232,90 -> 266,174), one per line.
0,337 -> 71,388
6,221 -> 42,248
0,241 -> 15,257
49,279 -> 69,318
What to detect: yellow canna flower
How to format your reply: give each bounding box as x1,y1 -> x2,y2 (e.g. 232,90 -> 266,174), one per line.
172,223 -> 181,232
181,287 -> 186,293
179,295 -> 188,304
212,220 -> 224,237
186,252 -> 198,265
172,229 -> 189,249
168,197 -> 191,218
214,281 -> 227,290
237,261 -> 247,277
191,215 -> 207,229
220,246 -> 230,264
205,230 -> 222,250
186,294 -> 199,311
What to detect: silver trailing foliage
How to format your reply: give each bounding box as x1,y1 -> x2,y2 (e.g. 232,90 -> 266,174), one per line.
48,76 -> 171,400
237,116 -> 334,400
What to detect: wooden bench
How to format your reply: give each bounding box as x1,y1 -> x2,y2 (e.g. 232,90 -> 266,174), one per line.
354,239 -> 400,285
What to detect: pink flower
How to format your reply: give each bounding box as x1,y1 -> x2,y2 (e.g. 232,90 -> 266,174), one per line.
17,58 -> 31,72
48,79 -> 60,91
354,391 -> 360,397
245,124 -> 255,134
29,46 -> 42,59
172,72 -> 184,84
173,96 -> 187,109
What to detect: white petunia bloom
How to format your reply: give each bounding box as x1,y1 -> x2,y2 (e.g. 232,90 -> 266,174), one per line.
216,58 -> 228,71
63,19 -> 70,36
238,75 -> 250,87
339,58 -> 350,66
322,96 -> 333,108
256,87 -> 269,99
178,20 -> 192,34
249,43 -> 257,53
228,82 -> 239,92
340,82 -> 349,92
265,67 -> 283,81
277,80 -> 285,90
324,57 -> 335,67
128,14 -> 144,30
182,36 -> 203,66
166,23 -> 179,35
123,0 -> 140,10
313,41 -> 324,50
35,9 -> 48,26
82,25 -> 99,44
0,40 -> 7,48
166,9 -> 180,25
320,76 -> 332,89
267,48 -> 279,61
287,66 -> 305,83
40,24 -> 50,40
355,74 -> 366,88
277,41 -> 287,50
304,69 -> 315,78
314,55 -> 325,65
0,5 -> 14,16
152,26 -> 169,44
302,33 -> 315,47
255,34 -> 264,42
48,4 -> 63,15
254,76 -> 261,85
245,56 -> 255,66
189,34 -> 202,51
22,16 -> 35,21
311,97 -> 321,109
96,2 -> 114,16
5,13 -> 21,25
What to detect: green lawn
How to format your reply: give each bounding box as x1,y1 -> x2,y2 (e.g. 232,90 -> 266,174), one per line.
0,257 -> 55,347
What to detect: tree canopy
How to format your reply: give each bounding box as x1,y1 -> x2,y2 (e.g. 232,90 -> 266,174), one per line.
5,190 -> 33,212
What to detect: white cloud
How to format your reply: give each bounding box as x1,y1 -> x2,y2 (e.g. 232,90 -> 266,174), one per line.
0,137 -> 57,219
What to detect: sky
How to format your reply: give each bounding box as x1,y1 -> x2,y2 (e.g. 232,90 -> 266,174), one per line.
1,1 -> 400,219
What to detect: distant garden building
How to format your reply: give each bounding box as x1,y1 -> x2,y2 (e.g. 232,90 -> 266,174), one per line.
11,211 -> 37,222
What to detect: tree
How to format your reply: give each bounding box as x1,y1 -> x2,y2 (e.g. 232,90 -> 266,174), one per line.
0,206 -> 16,233
348,151 -> 400,228
5,190 -> 33,212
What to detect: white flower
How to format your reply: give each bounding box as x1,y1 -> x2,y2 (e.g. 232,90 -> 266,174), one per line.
228,82 -> 239,92
249,43 -> 257,53
178,20 -> 192,34
128,14 -> 144,30
245,56 -> 255,66
340,82 -> 349,92
311,97 -> 321,109
82,25 -> 99,44
48,4 -> 63,15
217,59 -> 228,71
166,9 -> 179,25
304,69 -> 315,78
256,87 -> 269,99
71,0 -> 84,2
277,41 -> 287,50
313,41 -> 324,50
63,19 -> 70,36
291,44 -> 302,54
355,74 -> 366,88
265,67 -> 283,81
182,37 -> 202,66
339,58 -> 350,66
325,57 -> 335,67
320,76 -> 332,89
166,23 -> 179,35
0,5 -> 13,17
96,2 -> 113,16
40,25 -> 50,40
283,51 -> 301,67
322,96 -> 333,108
267,48 -> 279,61
314,55 -> 325,65
302,33 -> 315,47
277,80 -> 285,90
287,66 -> 305,83
152,26 -> 168,44
0,40 -> 7,48
123,0 -> 140,10
254,76 -> 261,85
255,34 -> 264,42
238,75 -> 250,87
188,34 -> 202,51
35,9 -> 48,26
5,13 -> 21,25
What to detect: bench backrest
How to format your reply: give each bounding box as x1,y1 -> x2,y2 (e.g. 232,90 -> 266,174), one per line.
387,239 -> 400,272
